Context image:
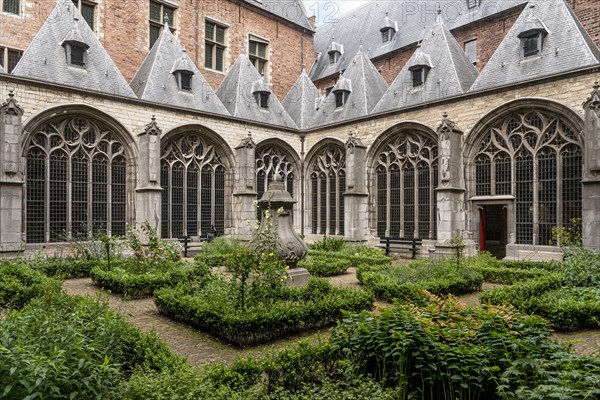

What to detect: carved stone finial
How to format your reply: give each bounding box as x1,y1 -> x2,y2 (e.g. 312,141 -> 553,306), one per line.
163,13 -> 169,25
443,112 -> 448,119
8,90 -> 14,99
594,81 -> 599,91
151,114 -> 156,122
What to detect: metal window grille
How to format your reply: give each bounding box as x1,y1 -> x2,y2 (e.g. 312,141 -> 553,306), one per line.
256,146 -> 295,221
25,117 -> 129,243
418,163 -> 430,239
376,167 -> 387,237
516,151 -> 534,245
3,0 -> 19,15
389,166 -> 401,237
311,173 -> 318,234
309,145 -> 345,235
562,146 -> 582,229
475,155 -> 491,196
432,163 -> 438,240
538,148 -> 557,245
495,152 -> 511,195
403,164 -> 415,238
161,133 -> 227,239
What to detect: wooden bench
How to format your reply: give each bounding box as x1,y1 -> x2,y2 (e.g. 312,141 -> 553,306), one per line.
379,237 -> 423,259
178,236 -> 208,258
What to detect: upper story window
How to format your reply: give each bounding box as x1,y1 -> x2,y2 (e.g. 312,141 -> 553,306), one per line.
61,20 -> 90,68
380,15 -> 397,44
71,0 -> 95,30
205,20 -> 227,72
329,51 -> 341,65
172,55 -> 195,92
467,0 -> 479,9
327,41 -> 344,66
409,66 -> 430,87
149,1 -> 176,49
179,72 -> 192,91
2,0 -> 19,15
252,78 -> 271,109
333,77 -> 351,108
249,35 -> 268,76
520,31 -> 544,57
69,44 -> 86,66
256,92 -> 269,109
0,46 -> 23,73
464,39 -> 477,65
381,28 -> 395,43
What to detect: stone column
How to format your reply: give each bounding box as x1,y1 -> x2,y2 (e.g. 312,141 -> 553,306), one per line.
0,91 -> 24,256
344,133 -> 369,242
135,116 -> 162,237
582,83 -> 600,250
435,113 -> 468,249
232,133 -> 257,239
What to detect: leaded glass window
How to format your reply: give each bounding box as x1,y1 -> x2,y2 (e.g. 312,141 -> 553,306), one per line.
310,145 -> 345,235
256,146 -> 295,220
161,132 -> 227,238
375,131 -> 438,239
25,117 -> 129,243
474,111 -> 583,245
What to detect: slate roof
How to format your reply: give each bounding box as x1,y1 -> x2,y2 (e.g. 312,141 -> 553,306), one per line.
470,0 -> 600,92
216,54 -> 298,128
12,0 -> 136,98
372,14 -> 479,113
309,0 -> 529,82
282,69 -> 321,129
0,65 -> 5,74
130,24 -> 229,115
311,49 -> 388,127
242,0 -> 313,31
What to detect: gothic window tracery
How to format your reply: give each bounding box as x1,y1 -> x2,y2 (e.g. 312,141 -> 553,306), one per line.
161,132 -> 226,239
375,131 -> 438,239
310,145 -> 345,235
256,146 -> 295,219
474,111 -> 583,245
25,117 -> 128,243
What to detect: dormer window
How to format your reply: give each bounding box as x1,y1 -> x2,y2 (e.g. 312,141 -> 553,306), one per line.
519,31 -> 545,57
381,28 -> 395,43
334,90 -> 349,107
409,66 -> 430,87
69,44 -> 86,66
255,91 -> 270,109
329,51 -> 340,65
177,71 -> 193,91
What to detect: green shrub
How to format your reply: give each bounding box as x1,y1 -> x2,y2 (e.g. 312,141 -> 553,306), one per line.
154,277 -> 374,346
527,287 -> 600,329
358,258 -> 483,302
0,263 -> 61,309
29,257 -> 105,278
0,294 -> 183,400
196,236 -> 243,267
90,260 -> 202,298
468,265 -> 545,284
480,273 -> 564,309
297,251 -> 351,276
309,236 -> 346,252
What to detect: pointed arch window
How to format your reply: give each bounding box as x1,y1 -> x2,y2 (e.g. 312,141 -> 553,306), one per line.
161,132 -> 227,239
25,117 -> 129,243
310,145 -> 345,236
474,111 -> 583,245
256,146 -> 295,219
375,132 -> 438,239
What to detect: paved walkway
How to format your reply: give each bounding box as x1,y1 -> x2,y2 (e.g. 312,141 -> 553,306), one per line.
62,269 -> 600,366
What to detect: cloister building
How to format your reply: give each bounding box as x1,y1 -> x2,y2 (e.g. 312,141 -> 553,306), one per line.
1,0 -> 600,260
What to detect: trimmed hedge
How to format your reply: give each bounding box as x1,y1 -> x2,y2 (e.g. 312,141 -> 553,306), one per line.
30,257 -> 105,278
154,277 -> 374,346
469,265 -> 545,284
480,273 -> 565,309
0,294 -> 184,400
297,251 -> 352,276
357,260 -> 483,302
91,261 -> 202,298
524,287 -> 600,329
0,263 -> 61,309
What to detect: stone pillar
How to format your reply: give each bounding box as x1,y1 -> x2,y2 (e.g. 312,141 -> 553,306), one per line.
435,113 -> 467,248
582,83 -> 600,250
0,91 -> 24,256
135,116 -> 162,237
232,133 -> 257,239
344,133 -> 369,242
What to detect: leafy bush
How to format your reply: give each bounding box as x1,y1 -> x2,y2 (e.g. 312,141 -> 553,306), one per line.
0,263 -> 61,309
358,258 -> 483,302
0,294 -> 184,400
527,287 -> 600,328
195,236 -> 243,267
154,277 -> 374,346
29,257 -> 105,278
309,236 -> 346,252
90,259 -> 202,298
297,251 -> 352,276
480,273 -> 564,309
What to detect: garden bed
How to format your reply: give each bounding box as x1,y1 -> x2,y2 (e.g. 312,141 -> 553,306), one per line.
154,277 -> 374,346
0,263 -> 61,309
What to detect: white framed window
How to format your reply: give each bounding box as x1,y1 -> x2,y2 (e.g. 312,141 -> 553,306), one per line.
149,0 -> 176,49
205,20 -> 226,72
249,35 -> 269,77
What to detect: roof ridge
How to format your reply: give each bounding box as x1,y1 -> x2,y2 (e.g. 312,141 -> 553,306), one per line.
438,21 -> 461,93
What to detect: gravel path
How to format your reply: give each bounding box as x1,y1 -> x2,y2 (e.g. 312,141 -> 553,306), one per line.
62,270 -> 600,365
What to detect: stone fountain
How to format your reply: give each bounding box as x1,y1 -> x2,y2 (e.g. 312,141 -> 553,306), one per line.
257,176 -> 309,286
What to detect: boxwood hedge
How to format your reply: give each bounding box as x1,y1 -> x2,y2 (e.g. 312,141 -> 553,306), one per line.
0,263 -> 61,309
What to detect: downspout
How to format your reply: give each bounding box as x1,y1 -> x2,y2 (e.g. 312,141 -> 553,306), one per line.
195,0 -> 200,65
300,134 -> 306,237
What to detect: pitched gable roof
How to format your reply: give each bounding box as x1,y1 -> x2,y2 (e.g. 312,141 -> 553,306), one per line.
130,25 -> 229,115
241,0 -> 313,31
310,0 -> 528,83
12,0 -> 136,98
470,0 -> 600,92
216,54 -> 298,128
311,49 -> 388,127
372,15 -> 479,113
282,70 -> 321,129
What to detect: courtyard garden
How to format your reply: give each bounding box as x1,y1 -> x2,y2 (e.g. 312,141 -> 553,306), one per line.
1,229 -> 600,399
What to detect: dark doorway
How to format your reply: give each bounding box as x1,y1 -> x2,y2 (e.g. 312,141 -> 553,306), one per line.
479,205 -> 507,259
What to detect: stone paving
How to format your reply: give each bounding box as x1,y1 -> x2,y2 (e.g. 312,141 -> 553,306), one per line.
62,268 -> 600,366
